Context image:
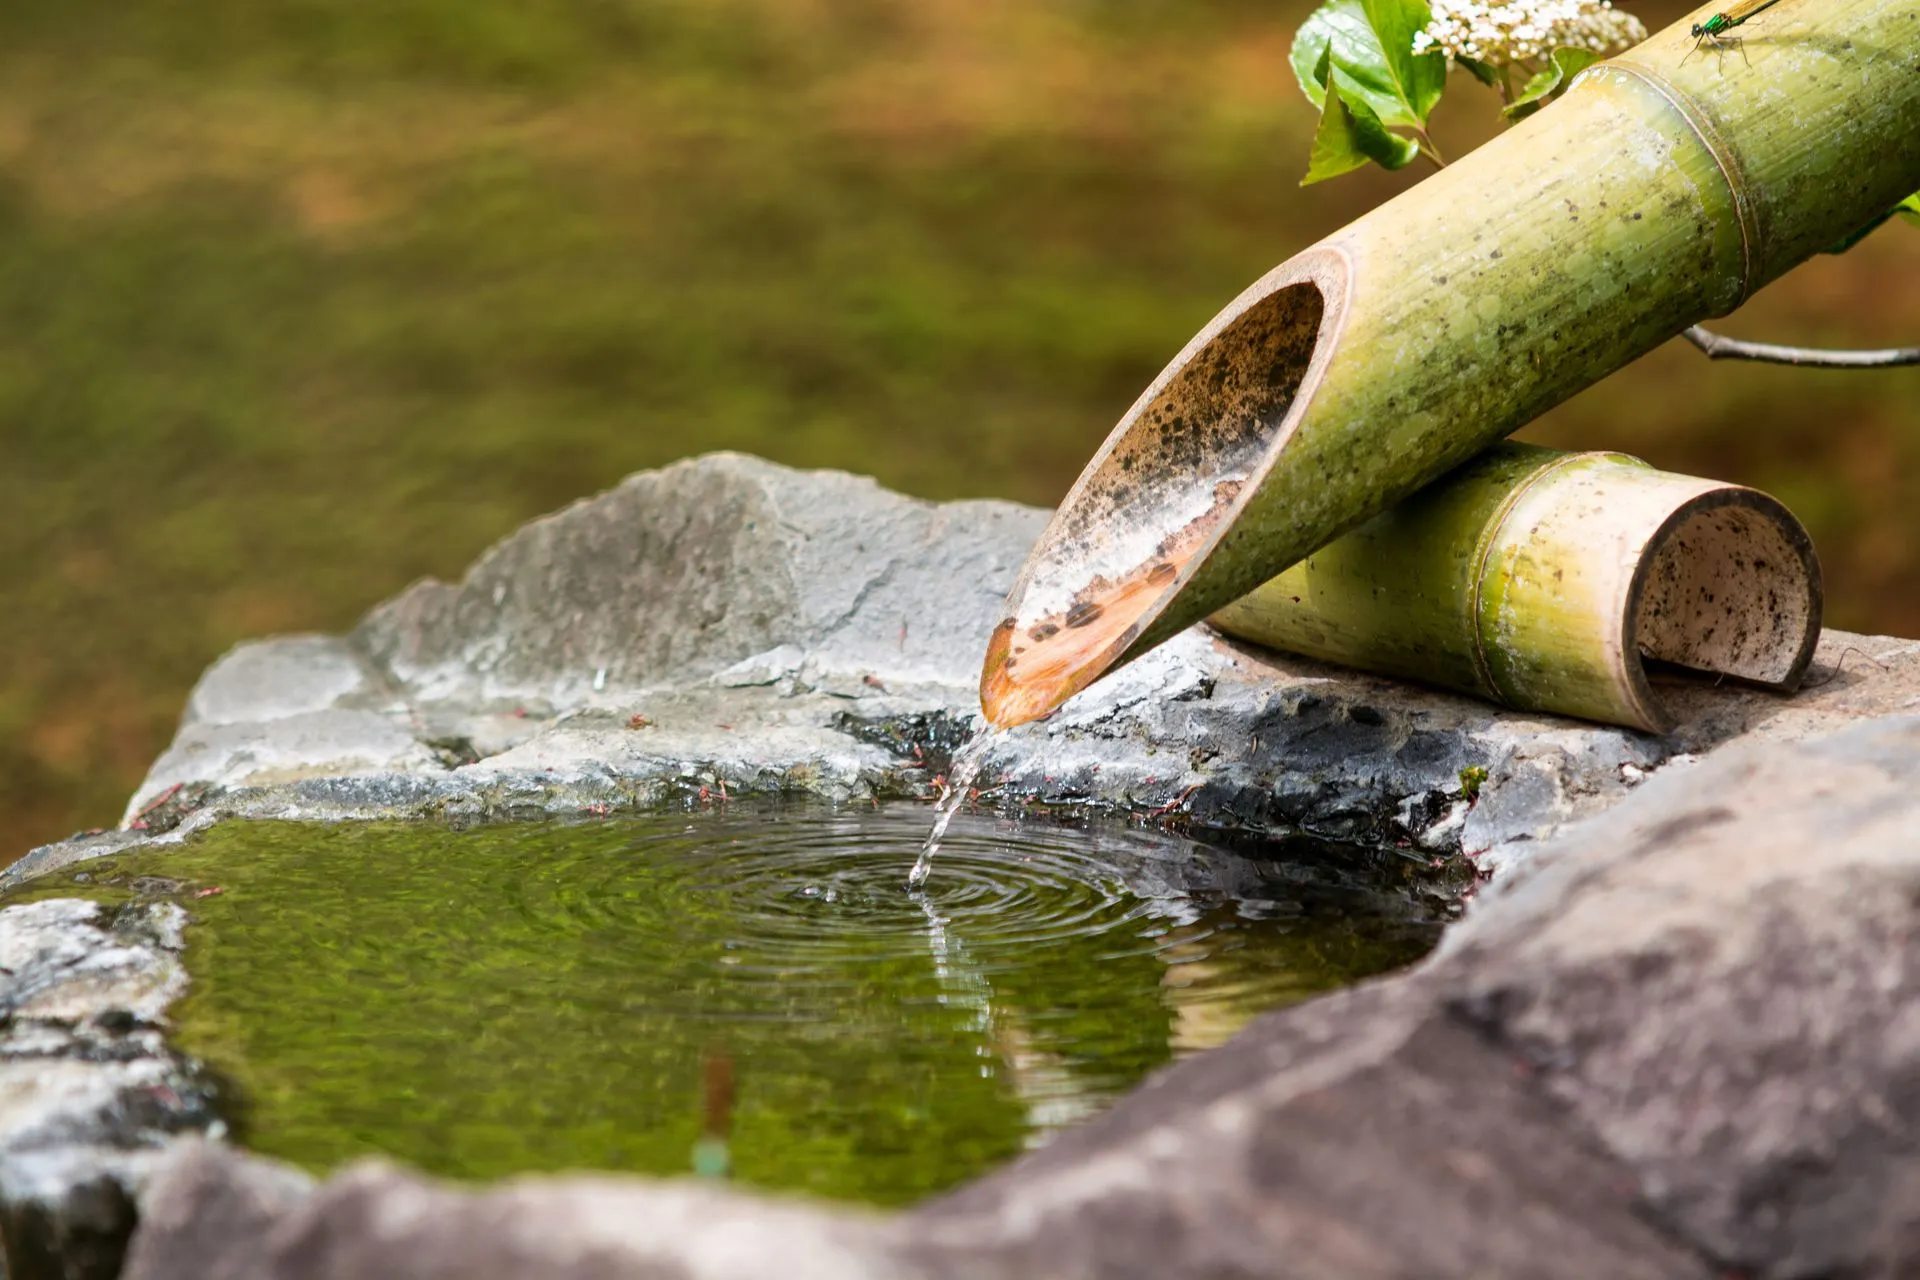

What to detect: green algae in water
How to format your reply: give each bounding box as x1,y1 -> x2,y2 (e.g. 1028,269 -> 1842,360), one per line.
21,804 -> 1450,1206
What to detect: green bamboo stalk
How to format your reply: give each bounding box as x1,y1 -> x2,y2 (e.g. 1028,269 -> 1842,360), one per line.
1206,444 -> 1820,731
981,0 -> 1919,728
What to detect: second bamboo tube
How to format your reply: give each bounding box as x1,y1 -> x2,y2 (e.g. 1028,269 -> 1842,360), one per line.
1208,444 -> 1821,731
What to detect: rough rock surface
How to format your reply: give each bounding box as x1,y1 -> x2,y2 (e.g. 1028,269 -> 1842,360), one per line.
9,453 -> 1920,897
911,713 -> 1920,1279
122,1142 -> 894,1280
0,900 -> 222,1280
100,717 -> 1920,1279
118,713 -> 1920,1280
8,452 -> 1920,1278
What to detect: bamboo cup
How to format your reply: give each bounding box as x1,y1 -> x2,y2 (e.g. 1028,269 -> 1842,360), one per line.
980,0 -> 1920,728
1207,444 -> 1820,731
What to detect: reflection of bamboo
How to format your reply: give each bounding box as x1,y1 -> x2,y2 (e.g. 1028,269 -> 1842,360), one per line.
1154,923 -> 1257,1056
917,897 -> 1106,1145
986,1022 -> 1108,1147
980,1 -> 1920,728
1210,445 -> 1819,731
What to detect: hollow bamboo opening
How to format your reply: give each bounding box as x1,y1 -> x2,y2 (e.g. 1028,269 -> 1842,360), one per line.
981,259 -> 1344,727
1630,492 -> 1820,696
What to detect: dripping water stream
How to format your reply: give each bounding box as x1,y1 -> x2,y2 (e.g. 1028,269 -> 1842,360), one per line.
907,730 -> 1002,891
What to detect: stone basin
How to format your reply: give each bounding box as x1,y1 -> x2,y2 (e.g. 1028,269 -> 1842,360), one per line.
5,453 -> 1920,1279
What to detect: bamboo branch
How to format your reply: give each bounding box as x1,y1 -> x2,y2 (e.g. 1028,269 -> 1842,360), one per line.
1682,325 -> 1920,368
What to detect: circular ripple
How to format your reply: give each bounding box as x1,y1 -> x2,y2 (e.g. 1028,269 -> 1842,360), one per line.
497,807 -> 1189,1013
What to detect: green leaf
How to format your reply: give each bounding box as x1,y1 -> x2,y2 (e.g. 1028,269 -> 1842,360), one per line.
1291,2 -> 1342,108
1302,67 -> 1421,186
1897,190 -> 1920,228
1503,47 -> 1599,120
1362,0 -> 1448,121
1289,0 -> 1447,129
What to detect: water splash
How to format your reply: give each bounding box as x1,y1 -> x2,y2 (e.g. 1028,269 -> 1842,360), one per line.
907,730 -> 1001,891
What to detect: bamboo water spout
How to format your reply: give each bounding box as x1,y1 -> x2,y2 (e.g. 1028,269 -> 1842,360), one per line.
980,0 -> 1920,729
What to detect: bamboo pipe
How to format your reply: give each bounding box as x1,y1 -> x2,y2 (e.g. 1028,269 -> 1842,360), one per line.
980,0 -> 1920,728
1207,444 -> 1820,731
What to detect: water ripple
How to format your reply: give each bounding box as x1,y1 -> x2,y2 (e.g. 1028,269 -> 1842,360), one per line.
30,801 -> 1453,1204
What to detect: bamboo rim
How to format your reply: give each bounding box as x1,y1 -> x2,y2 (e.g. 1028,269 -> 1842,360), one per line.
979,252 -> 1348,727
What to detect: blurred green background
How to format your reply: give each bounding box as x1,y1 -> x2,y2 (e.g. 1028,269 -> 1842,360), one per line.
5,0 -> 1918,864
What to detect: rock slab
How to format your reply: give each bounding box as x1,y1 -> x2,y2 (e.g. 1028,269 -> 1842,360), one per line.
7,452 -> 1920,1278
119,714 -> 1920,1279
0,900 -> 221,1280
11,453 -> 1920,894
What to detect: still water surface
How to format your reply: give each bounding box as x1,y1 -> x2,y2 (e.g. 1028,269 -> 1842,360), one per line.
29,804 -> 1451,1205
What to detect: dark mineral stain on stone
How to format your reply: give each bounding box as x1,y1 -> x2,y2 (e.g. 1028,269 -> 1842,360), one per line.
1635,806 -> 1736,852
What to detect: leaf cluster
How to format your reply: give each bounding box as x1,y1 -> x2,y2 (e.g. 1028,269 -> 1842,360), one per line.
1288,0 -> 1606,184
1290,0 -> 1446,184
1285,0 -> 1920,235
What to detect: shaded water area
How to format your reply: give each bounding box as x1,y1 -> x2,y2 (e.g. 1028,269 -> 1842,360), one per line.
17,803 -> 1456,1206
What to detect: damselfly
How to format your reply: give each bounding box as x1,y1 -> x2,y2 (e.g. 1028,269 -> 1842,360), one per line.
1687,0 -> 1787,63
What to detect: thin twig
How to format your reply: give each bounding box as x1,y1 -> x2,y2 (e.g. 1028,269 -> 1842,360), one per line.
1147,782 -> 1206,818
1412,127 -> 1447,169
1801,645 -> 1889,690
1682,325 -> 1920,369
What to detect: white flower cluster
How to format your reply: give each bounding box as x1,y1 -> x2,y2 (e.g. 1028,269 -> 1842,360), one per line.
1412,0 -> 1647,67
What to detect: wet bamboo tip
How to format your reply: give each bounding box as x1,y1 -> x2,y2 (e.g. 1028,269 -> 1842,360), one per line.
979,270 -> 1340,729
978,512 -> 1210,728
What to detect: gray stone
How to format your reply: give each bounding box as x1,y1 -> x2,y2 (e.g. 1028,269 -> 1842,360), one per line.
180,637 -> 382,730
911,983 -> 1711,1280
9,452 -> 1920,1278
908,714 -> 1920,1280
5,453 -> 1912,901
0,900 -> 222,1280
102,716 -> 1920,1279
129,711 -> 440,827
122,1142 -> 905,1280
350,452 -> 1040,704
1436,714 -> 1920,1276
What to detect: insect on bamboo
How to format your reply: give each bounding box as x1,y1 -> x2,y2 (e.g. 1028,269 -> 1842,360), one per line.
1687,0 -> 1789,62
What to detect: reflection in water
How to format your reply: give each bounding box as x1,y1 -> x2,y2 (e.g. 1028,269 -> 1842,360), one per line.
16,804 -> 1452,1206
